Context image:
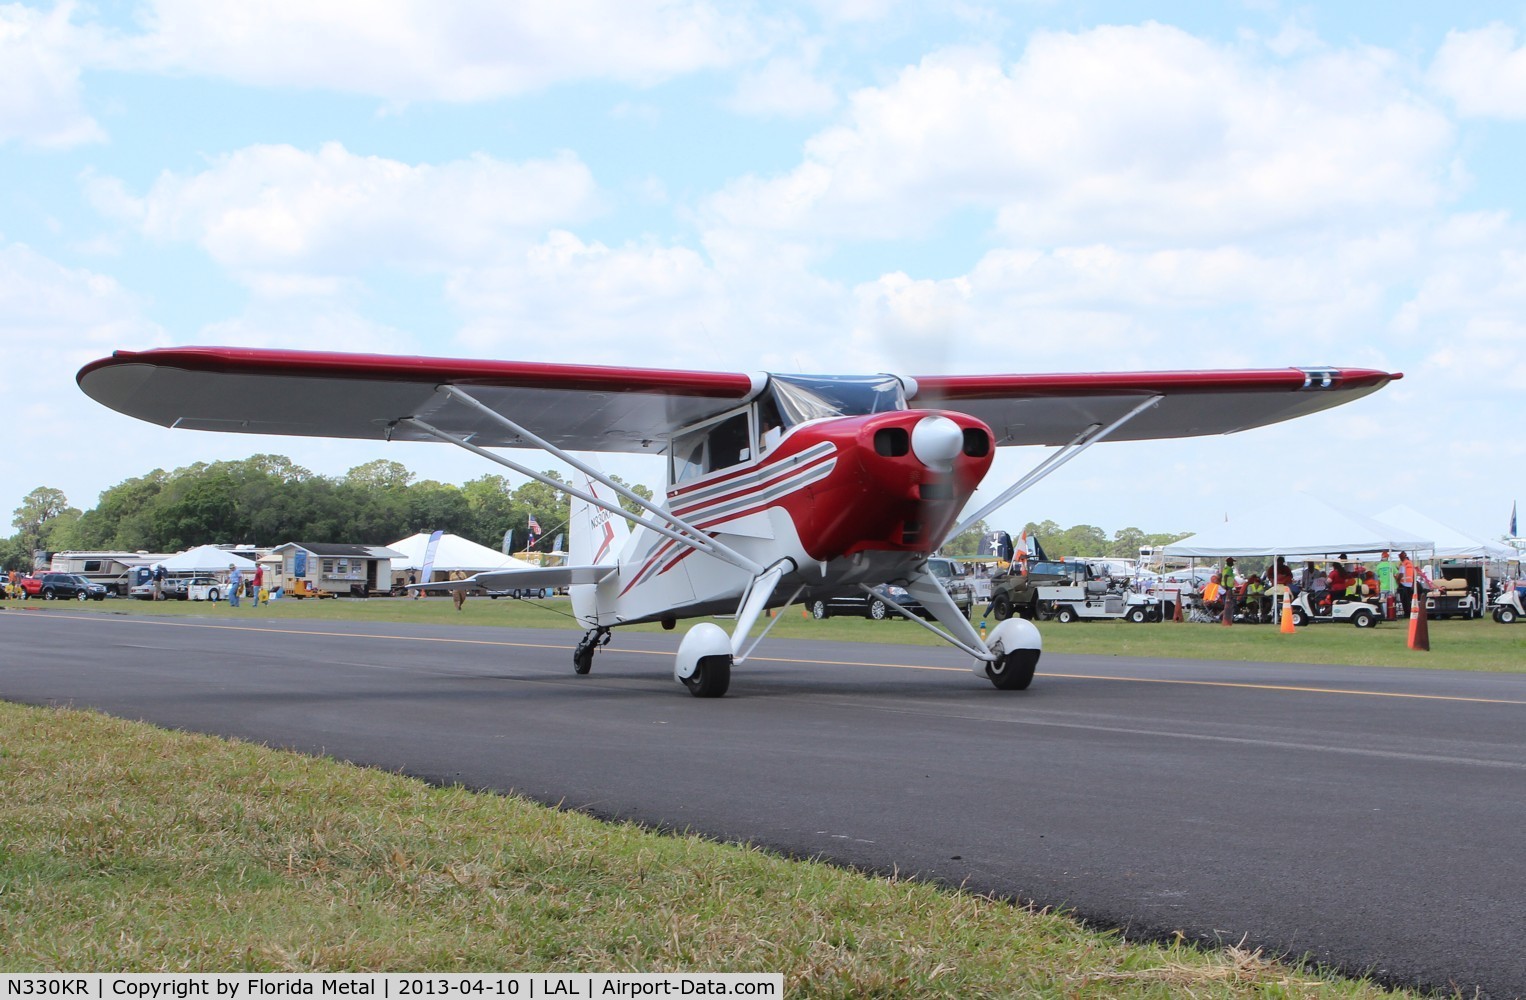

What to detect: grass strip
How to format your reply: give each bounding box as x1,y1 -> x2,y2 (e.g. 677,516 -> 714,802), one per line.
0,701 -> 1407,996
11,594 -> 1526,672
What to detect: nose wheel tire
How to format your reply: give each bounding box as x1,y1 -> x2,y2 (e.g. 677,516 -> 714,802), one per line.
682,655 -> 731,698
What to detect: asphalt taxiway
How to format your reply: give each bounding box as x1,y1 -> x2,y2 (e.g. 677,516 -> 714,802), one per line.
4,608 -> 1524,998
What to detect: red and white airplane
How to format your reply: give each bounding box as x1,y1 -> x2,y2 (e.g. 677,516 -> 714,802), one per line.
79,348 -> 1399,697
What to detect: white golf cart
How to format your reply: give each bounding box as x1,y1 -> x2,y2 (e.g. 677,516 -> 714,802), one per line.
1490,585 -> 1525,624
1035,581 -> 1163,623
1288,589 -> 1382,628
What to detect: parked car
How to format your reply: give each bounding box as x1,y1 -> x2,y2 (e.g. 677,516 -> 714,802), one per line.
809,584 -> 920,620
926,557 -> 976,616
36,572 -> 108,601
171,575 -> 223,600
807,557 -> 976,621
186,577 -> 225,602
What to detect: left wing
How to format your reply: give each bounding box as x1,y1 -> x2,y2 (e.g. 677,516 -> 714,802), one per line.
78,347 -> 762,454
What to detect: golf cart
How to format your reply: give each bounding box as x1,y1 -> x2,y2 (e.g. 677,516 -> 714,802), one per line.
1288,589 -> 1383,628
1034,576 -> 1163,623
1491,584 -> 1525,624
1425,565 -> 1484,619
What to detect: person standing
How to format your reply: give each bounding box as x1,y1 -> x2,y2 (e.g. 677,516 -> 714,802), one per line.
1375,550 -> 1398,618
1220,557 -> 1238,625
153,563 -> 166,601
252,564 -> 265,607
1396,552 -> 1414,617
228,564 -> 242,608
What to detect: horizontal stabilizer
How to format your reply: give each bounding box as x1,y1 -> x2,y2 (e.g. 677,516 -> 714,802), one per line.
415,565 -> 616,592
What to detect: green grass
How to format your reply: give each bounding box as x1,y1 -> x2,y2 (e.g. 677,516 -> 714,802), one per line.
0,702 -> 1411,996
11,591 -> 1525,673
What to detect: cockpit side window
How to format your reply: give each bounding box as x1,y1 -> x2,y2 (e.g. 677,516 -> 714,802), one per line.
669,407 -> 755,484
706,412 -> 751,472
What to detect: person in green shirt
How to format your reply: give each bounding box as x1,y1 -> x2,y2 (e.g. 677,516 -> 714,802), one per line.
1375,550 -> 1398,617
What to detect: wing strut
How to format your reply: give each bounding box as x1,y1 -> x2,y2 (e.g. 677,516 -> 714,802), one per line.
407,385 -> 764,575
943,394 -> 1163,544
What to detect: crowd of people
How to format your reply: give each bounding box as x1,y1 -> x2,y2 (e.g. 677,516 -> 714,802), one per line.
1189,550 -> 1431,623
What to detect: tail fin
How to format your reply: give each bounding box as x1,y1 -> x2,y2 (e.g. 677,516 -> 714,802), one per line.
569,468 -> 630,624
569,470 -> 630,567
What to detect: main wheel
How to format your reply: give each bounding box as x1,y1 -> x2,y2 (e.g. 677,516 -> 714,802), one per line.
868,599 -> 889,620
1126,607 -> 1148,623
682,654 -> 731,697
991,596 -> 1012,621
810,600 -> 830,620
985,644 -> 1037,691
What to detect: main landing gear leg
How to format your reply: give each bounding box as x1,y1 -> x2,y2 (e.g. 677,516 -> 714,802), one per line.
573,627 -> 610,674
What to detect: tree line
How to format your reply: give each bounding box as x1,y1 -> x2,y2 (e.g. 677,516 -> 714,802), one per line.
3,454 -> 1182,572
1,455 -> 651,571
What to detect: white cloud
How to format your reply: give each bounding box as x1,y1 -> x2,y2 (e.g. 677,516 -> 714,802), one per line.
727,51 -> 839,118
0,241 -> 168,515
707,26 -> 1454,245
119,0 -> 761,101
88,143 -> 600,278
448,230 -> 734,364
0,1 -> 105,147
1428,23 -> 1526,119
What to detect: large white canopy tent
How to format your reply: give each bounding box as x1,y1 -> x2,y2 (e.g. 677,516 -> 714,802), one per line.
388,532 -> 533,577
1375,505 -> 1514,562
1162,492 -> 1432,560
156,545 -> 258,574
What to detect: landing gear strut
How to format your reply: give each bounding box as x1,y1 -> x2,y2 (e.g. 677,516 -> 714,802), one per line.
573,627 -> 611,674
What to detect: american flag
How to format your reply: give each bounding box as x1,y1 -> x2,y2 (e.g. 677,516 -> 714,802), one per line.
528,514 -> 541,547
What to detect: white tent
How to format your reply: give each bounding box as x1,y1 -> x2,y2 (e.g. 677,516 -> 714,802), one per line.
1376,505 -> 1514,561
1163,492 -> 1432,559
158,545 -> 258,573
388,532 -> 533,574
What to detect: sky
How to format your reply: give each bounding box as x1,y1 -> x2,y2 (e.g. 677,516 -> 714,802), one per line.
3,0 -> 1525,547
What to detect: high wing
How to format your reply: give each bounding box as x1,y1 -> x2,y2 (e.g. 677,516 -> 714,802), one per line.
77,346 -> 1399,451
77,347 -> 762,454
911,367 -> 1399,445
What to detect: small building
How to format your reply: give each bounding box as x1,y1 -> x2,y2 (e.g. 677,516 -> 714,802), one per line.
270,542 -> 403,597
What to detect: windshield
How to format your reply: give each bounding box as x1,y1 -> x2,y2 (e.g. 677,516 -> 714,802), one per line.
766,374 -> 907,427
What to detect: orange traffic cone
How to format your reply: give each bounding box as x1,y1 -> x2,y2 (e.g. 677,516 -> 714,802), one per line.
1280,593 -> 1295,633
1407,589 -> 1430,651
